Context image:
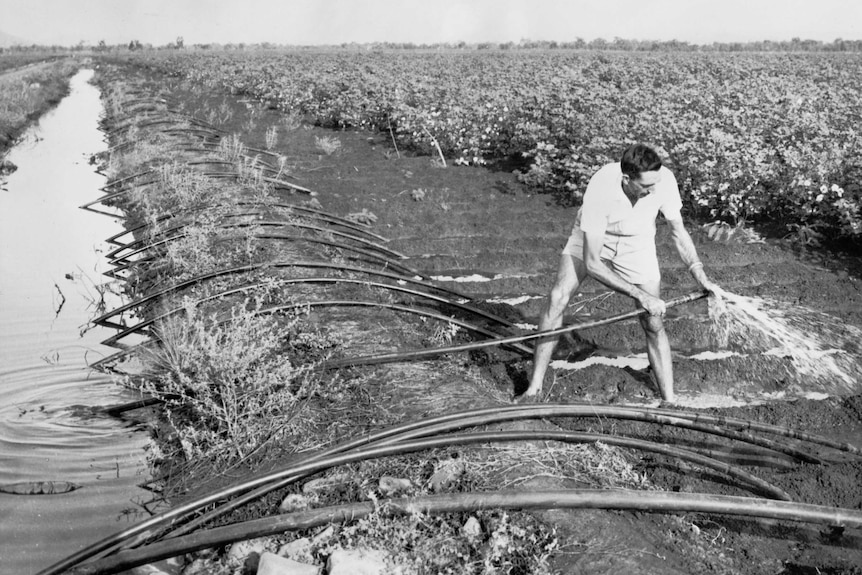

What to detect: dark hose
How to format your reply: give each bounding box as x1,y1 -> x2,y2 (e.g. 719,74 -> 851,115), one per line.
101,277 -> 520,347
105,203 -> 387,254
41,402 -> 825,575
324,290 -> 709,368
160,401 -> 832,539
66,489 -> 862,574
255,300 -> 533,354
91,260 -> 469,328
108,221 -> 404,265
649,407 -> 862,457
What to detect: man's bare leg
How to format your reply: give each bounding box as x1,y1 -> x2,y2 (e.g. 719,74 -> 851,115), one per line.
522,254 -> 587,399
636,279 -> 675,402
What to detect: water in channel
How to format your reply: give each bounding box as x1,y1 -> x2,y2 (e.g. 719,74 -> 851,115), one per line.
0,68 -> 151,574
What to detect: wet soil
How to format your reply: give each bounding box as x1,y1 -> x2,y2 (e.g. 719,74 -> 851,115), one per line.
109,61 -> 862,574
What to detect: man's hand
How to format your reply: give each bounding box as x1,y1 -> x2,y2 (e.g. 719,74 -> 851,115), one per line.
638,293 -> 667,316
690,265 -> 726,300
699,277 -> 725,297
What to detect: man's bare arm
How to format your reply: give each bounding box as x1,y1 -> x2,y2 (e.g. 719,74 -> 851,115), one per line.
667,218 -> 720,292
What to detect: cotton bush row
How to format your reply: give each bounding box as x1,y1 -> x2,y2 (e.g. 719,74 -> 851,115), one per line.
127,49 -> 862,242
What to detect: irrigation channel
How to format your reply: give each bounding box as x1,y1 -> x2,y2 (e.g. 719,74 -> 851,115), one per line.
18,65 -> 858,574
0,69 -> 151,574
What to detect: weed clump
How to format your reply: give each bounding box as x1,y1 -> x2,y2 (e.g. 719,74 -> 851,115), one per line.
137,297 -> 335,469
314,135 -> 342,156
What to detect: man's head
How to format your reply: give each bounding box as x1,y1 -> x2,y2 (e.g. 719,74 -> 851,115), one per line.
620,144 -> 662,200
620,143 -> 662,178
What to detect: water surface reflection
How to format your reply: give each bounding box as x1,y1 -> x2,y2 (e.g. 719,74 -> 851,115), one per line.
0,68 -> 151,574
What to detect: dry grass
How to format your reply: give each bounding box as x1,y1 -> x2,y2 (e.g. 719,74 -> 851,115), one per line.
314,135 -> 342,156
464,441 -> 651,491
265,124 -> 279,149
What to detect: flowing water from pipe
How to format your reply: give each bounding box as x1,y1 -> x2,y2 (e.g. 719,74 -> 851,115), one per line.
545,289 -> 862,408
0,68 -> 151,574
708,290 -> 862,390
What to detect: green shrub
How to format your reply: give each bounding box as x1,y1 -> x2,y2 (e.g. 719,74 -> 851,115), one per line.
139,298 -> 324,465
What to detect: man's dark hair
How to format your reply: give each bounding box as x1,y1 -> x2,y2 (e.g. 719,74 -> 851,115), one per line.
620,144 -> 662,177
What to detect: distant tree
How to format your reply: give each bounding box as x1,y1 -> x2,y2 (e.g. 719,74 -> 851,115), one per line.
97,40 -> 107,52
175,36 -> 184,49
128,39 -> 142,51
612,37 -> 634,50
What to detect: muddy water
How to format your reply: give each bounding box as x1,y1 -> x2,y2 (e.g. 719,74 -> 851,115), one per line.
0,69 -> 150,574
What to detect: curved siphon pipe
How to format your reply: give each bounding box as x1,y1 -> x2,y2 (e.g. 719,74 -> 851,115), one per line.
255,300 -> 533,355
108,221 -> 404,266
41,402 -> 838,575
196,136 -> 284,161
112,118 -> 226,136
91,261 -> 469,328
105,203 -> 387,253
66,489 -> 862,575
184,158 -> 281,175
165,425 -> 791,540
107,114 -> 224,140
101,169 -> 153,190
87,169 -> 313,210
105,234 -> 420,282
90,285 -> 671,366
82,183 -> 157,211
104,128 -> 222,155
648,407 -> 862,457
324,290 -> 709,369
98,295 -> 531,362
159,399 -> 855,540
101,277 -> 520,348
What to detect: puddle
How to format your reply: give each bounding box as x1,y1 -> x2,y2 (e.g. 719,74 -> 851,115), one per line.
430,272 -> 541,283
551,354 -> 651,372
0,69 -> 151,574
686,350 -> 743,360
431,273 -> 495,283
485,294 -> 544,306
549,349 -> 852,408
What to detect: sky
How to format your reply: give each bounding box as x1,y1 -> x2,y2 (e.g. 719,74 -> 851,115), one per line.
1,0 -> 861,47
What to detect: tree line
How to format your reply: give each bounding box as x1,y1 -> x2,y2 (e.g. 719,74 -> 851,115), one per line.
3,36 -> 862,54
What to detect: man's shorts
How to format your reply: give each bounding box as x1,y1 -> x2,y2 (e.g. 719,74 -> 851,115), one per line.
562,227 -> 660,285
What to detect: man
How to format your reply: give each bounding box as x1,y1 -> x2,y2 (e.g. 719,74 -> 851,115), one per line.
519,143 -> 720,404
